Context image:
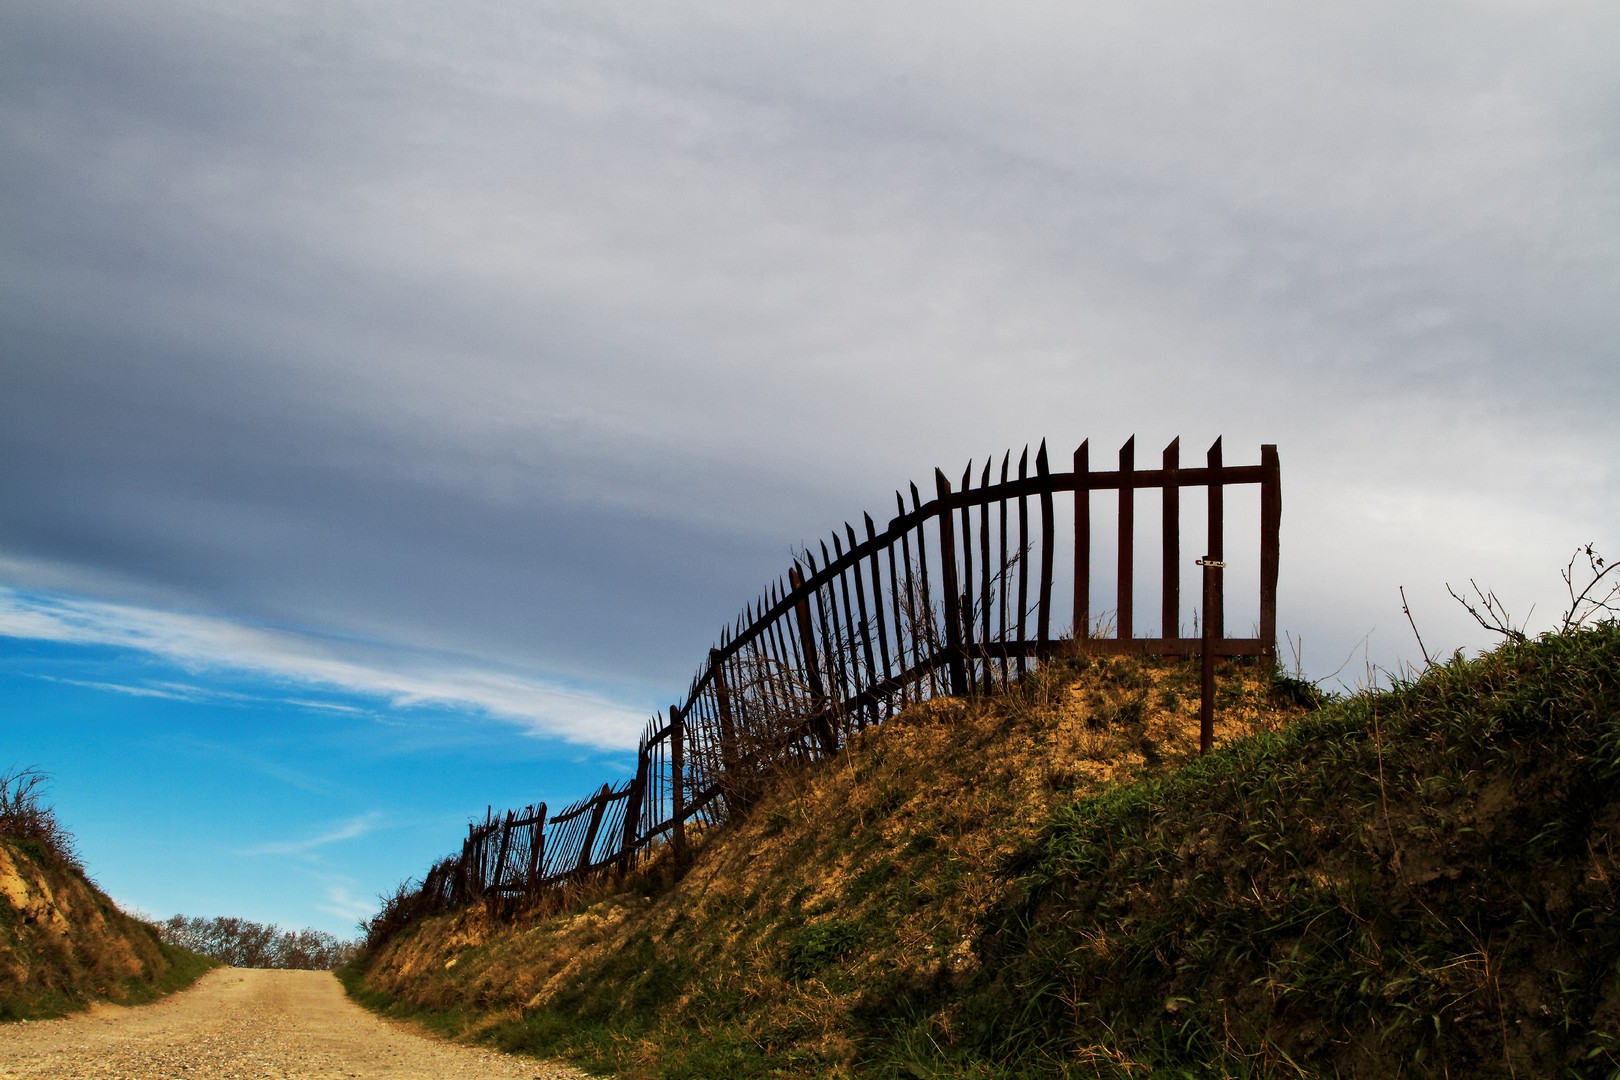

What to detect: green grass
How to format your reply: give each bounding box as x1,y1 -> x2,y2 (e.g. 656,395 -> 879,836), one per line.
945,624 -> 1620,1078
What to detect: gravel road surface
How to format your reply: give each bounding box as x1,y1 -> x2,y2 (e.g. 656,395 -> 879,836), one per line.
0,968 -> 593,1079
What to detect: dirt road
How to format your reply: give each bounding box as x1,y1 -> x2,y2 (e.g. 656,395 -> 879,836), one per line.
0,968 -> 592,1079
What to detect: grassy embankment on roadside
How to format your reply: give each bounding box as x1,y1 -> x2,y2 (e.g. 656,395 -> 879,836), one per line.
348,622 -> 1620,1078
1,770 -> 216,1021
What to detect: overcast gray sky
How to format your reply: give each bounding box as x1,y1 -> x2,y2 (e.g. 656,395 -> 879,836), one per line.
4,0 -> 1617,752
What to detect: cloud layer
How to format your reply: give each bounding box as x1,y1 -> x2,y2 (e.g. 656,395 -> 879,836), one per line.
3,0 -> 1616,723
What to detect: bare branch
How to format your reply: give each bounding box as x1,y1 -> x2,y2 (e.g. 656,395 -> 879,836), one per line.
1446,579 -> 1528,644
1399,586 -> 1433,667
1561,543 -> 1620,632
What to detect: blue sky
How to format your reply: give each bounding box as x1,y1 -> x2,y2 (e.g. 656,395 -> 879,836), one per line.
2,1 -> 1616,937
1,621 -> 637,934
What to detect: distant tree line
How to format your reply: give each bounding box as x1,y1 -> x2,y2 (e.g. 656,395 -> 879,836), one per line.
157,914 -> 358,970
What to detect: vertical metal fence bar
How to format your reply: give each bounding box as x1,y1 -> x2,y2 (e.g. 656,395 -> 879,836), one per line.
934,469 -> 968,696
1162,437 -> 1180,639
575,784 -> 609,874
1207,437 -> 1224,638
895,495 -> 918,698
865,514 -> 894,716
1016,447 -> 1030,676
833,535 -> 860,721
766,589 -> 796,732
1118,435 -> 1135,641
808,549 -> 834,705
958,464 -> 975,682
1037,441 -> 1054,655
911,484 -> 940,696
849,524 -> 878,728
978,458 -> 993,692
1074,440 -> 1091,639
998,452 -> 1011,687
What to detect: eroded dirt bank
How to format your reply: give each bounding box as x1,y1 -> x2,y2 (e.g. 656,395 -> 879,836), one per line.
0,967 -> 589,1079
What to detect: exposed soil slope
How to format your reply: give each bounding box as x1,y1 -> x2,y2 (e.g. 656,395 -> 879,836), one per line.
0,836 -> 211,1020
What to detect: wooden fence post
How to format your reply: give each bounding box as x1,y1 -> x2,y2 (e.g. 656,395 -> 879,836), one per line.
1117,436 -> 1135,641
526,802 -> 547,890
958,465 -> 975,681
788,566 -> 827,707
710,649 -> 740,779
787,567 -> 839,755
934,469 -> 969,695
670,705 -> 688,871
1259,444 -> 1281,662
1198,555 -> 1226,754
1206,437 -> 1224,638
493,809 -> 514,892
575,783 -> 612,875
617,753 -> 649,879
456,828 -> 473,906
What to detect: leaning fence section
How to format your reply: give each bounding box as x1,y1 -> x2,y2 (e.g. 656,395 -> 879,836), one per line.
407,437 -> 1281,914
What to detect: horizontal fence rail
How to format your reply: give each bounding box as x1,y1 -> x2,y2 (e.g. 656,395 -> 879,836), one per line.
401,437 -> 1281,918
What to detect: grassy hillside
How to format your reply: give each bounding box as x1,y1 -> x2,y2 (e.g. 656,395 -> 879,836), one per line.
1,775 -> 215,1020
348,654 -> 1308,1074
961,624 -> 1620,1077
348,623 -> 1620,1078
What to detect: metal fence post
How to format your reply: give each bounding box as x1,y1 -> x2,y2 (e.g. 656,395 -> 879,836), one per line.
1198,556 -> 1226,754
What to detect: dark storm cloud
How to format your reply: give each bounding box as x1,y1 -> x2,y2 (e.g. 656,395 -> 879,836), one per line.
2,0 -> 1617,731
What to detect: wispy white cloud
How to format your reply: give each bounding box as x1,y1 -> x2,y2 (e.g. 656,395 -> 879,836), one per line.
31,675 -> 209,702
0,588 -> 648,750
317,882 -> 380,929
30,673 -> 376,716
245,812 -> 384,857
282,699 -> 369,716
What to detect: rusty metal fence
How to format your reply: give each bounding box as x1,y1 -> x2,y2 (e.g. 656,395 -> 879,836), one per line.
404,437 -> 1281,917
